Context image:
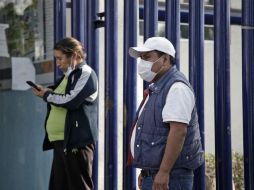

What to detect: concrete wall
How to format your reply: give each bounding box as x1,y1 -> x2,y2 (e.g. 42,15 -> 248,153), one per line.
0,90 -> 52,190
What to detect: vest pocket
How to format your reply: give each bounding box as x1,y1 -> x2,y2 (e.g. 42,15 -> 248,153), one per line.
139,132 -> 168,169
175,139 -> 204,170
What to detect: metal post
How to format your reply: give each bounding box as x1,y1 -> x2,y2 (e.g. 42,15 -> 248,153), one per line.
165,0 -> 180,68
71,0 -> 87,46
54,0 -> 66,81
144,0 -> 158,40
189,0 -> 205,190
143,0 -> 158,88
86,0 -> 99,189
214,0 -> 232,189
123,0 -> 137,189
242,0 -> 254,189
104,0 -> 118,189
88,0 -> 99,74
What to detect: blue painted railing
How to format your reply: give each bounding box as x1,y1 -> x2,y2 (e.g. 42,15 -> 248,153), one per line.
123,0 -> 138,189
214,1 -> 232,189
242,0 -> 254,189
165,0 -> 180,68
104,0 -> 118,189
54,2 -> 253,190
189,0 -> 205,189
54,0 -> 66,81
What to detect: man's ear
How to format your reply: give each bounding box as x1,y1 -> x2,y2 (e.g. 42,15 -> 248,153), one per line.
163,54 -> 170,65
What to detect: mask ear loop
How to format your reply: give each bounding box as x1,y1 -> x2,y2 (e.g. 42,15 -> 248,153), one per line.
153,56 -> 162,64
70,52 -> 77,69
153,55 -> 167,77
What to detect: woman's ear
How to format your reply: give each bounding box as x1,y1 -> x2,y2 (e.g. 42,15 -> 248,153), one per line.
72,52 -> 77,59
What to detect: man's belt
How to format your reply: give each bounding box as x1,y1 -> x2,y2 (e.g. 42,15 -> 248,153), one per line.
141,168 -> 193,178
141,169 -> 158,178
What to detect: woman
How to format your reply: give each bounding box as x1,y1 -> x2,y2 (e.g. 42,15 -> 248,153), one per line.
33,37 -> 98,190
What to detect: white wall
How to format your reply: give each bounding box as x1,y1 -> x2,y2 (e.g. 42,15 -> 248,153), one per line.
179,25 -> 243,154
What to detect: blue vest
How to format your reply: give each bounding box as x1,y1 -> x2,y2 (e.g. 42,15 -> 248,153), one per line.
133,66 -> 204,170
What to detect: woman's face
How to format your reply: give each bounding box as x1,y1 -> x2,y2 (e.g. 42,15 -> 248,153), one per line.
53,50 -> 72,72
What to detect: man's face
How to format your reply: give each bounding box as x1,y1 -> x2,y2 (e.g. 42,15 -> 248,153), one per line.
54,50 -> 72,72
140,51 -> 164,73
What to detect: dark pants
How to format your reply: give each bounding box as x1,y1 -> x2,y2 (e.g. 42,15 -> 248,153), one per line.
49,141 -> 95,190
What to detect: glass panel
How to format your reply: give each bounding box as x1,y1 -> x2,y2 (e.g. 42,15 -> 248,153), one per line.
0,0 -> 54,90
140,21 -> 214,41
181,24 -> 189,39
0,1 -> 43,59
181,0 -> 214,5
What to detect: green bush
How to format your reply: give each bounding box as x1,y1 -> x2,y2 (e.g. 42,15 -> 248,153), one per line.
205,152 -> 244,190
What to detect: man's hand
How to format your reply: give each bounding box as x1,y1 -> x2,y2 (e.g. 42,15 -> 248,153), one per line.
138,172 -> 143,189
152,170 -> 169,190
152,121 -> 187,190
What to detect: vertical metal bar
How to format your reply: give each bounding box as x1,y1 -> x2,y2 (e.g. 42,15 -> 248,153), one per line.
214,0 -> 232,189
144,0 -> 158,40
87,0 -> 99,189
104,0 -> 118,189
87,0 -> 99,74
165,0 -> 180,68
123,0 -> 137,189
54,0 -> 66,81
71,0 -> 87,46
242,0 -> 254,189
189,1 -> 205,190
143,0 -> 158,88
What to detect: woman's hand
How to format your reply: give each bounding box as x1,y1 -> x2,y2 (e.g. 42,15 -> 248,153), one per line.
32,85 -> 52,98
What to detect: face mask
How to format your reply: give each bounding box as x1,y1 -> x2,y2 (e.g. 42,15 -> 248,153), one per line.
64,56 -> 74,77
64,66 -> 73,77
138,57 -> 161,82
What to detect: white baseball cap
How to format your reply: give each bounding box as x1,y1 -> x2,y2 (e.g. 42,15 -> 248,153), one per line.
129,37 -> 176,58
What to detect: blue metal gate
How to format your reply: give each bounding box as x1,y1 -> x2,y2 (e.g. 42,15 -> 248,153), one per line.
53,0 -> 254,190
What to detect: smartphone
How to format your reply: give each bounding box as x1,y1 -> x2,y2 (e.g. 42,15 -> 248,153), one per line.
26,81 -> 41,91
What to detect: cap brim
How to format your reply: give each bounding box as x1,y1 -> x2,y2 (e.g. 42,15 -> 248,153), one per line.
129,47 -> 154,58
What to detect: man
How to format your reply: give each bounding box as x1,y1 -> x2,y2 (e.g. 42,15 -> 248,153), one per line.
128,37 -> 204,190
